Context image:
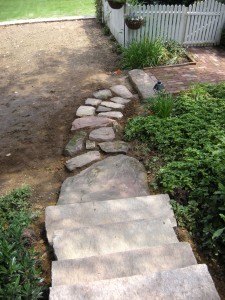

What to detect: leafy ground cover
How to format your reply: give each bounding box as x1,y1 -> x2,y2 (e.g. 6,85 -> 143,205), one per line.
0,0 -> 95,22
0,186 -> 44,299
125,83 -> 225,267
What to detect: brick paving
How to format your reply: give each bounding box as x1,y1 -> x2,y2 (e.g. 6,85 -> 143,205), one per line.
145,47 -> 225,94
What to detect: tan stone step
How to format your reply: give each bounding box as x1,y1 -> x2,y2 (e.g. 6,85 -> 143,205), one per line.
52,242 -> 197,286
49,264 -> 220,300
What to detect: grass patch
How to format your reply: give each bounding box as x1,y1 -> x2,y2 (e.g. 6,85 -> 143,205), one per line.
125,83 -> 225,266
121,39 -> 187,69
0,186 -> 44,299
0,0 -> 95,22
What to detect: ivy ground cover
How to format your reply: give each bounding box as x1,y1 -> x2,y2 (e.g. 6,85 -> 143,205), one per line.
125,83 -> 225,266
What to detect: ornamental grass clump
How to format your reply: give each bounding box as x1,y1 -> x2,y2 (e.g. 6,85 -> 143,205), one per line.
121,38 -> 187,69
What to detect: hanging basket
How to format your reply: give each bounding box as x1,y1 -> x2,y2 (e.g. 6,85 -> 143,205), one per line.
125,19 -> 144,30
108,0 -> 124,9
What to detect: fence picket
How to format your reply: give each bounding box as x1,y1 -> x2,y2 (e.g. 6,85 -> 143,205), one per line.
103,0 -> 225,47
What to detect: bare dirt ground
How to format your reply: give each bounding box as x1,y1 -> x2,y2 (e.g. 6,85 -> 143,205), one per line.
0,19 -> 134,289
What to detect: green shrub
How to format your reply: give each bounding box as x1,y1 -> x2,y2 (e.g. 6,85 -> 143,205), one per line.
124,83 -> 225,263
0,187 -> 44,299
95,0 -> 103,23
121,38 -> 186,69
144,93 -> 174,118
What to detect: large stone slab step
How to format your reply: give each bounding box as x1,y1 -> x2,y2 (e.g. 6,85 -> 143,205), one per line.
58,155 -> 149,205
52,218 -> 178,260
46,194 -> 176,244
49,264 -> 220,300
52,242 -> 197,286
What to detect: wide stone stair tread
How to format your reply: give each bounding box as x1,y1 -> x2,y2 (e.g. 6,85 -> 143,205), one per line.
52,242 -> 197,286
49,264 -> 220,300
52,218 -> 178,260
46,194 -> 176,244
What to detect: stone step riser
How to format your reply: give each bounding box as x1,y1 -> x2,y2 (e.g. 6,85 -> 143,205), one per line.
52,218 -> 178,261
49,264 -> 220,300
52,242 -> 197,286
46,194 -> 176,244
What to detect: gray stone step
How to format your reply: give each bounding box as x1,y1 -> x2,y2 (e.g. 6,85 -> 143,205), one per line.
128,69 -> 156,100
52,218 -> 178,260
49,264 -> 220,300
46,194 -> 176,244
52,242 -> 197,286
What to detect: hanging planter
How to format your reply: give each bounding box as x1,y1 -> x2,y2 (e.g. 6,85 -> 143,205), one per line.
125,13 -> 145,30
108,0 -> 125,9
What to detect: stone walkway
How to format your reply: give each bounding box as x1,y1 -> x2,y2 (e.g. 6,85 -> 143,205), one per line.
145,47 -> 225,94
45,77 -> 220,299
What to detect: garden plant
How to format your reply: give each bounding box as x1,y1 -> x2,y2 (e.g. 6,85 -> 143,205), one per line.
125,83 -> 225,267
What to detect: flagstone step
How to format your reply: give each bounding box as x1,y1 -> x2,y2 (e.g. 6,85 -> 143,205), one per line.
52,218 -> 178,261
52,242 -> 197,286
46,194 -> 176,244
49,264 -> 220,300
58,155 -> 149,205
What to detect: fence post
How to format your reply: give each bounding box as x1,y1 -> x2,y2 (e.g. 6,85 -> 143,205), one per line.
179,5 -> 188,45
215,3 -> 225,44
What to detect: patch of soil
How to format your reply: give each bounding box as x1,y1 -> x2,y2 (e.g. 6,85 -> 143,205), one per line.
0,19 -> 134,293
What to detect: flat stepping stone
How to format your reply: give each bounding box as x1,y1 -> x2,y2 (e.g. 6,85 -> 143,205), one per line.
86,140 -> 96,150
93,89 -> 112,100
98,111 -> 123,119
52,218 -> 178,260
52,243 -> 197,286
96,106 -> 112,113
101,101 -> 125,110
63,131 -> 87,156
85,98 -> 102,107
76,106 -> 95,117
128,69 -> 156,100
98,141 -> 129,154
110,97 -> 131,104
45,194 -> 176,243
65,151 -> 101,171
71,116 -> 116,131
110,85 -> 133,99
89,127 -> 115,142
49,264 -> 220,300
57,155 -> 149,205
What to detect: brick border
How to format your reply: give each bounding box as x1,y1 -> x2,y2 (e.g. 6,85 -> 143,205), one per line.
143,52 -> 196,71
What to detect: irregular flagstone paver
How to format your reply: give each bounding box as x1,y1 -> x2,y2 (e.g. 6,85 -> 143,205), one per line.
110,97 -> 131,105
110,85 -> 133,99
58,155 -> 149,205
76,106 -> 95,117
65,151 -> 101,171
93,89 -> 112,100
63,131 -> 87,156
101,101 -> 125,110
71,116 -> 116,131
86,140 -> 96,150
128,69 -> 156,100
96,106 -> 112,113
89,127 -> 115,142
98,111 -> 123,119
49,264 -> 220,300
85,98 -> 102,107
98,141 -> 129,154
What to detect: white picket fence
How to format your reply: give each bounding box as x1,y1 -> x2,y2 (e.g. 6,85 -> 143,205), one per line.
103,0 -> 225,46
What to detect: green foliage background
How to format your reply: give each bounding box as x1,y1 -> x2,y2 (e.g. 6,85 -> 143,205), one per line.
125,83 -> 225,265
